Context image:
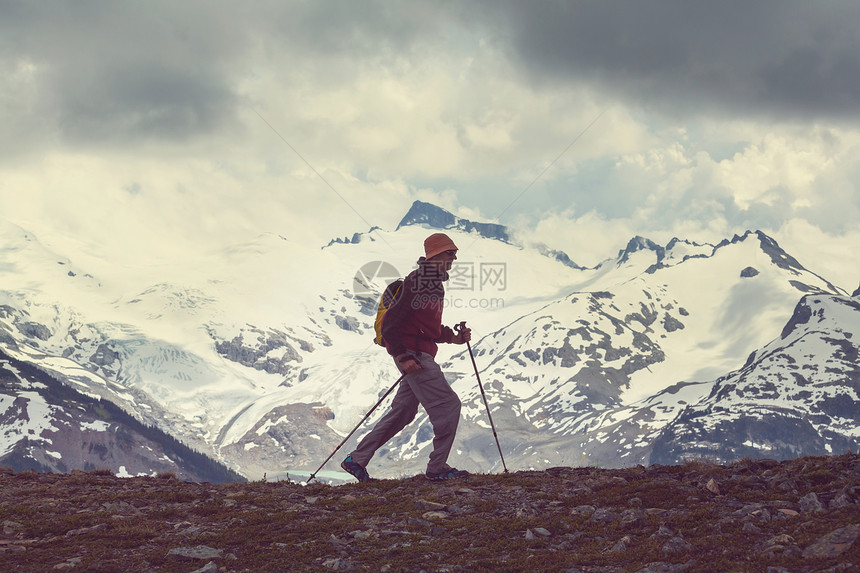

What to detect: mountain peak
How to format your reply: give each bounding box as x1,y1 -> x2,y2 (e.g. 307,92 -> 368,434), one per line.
751,230 -> 807,274
618,235 -> 665,265
395,201 -> 510,243
717,230 -> 803,270
716,230 -> 843,294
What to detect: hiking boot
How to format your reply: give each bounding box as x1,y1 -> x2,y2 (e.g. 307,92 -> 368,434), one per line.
425,468 -> 469,481
341,456 -> 375,483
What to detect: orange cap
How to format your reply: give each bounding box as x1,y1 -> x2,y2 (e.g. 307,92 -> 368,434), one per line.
424,233 -> 458,259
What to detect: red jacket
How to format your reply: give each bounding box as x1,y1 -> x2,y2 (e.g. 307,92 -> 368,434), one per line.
381,258 -> 455,358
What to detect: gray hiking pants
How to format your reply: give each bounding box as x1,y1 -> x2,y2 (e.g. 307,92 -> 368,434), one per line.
349,352 -> 461,474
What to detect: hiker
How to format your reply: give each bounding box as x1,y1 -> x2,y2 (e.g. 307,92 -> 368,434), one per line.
342,232 -> 471,482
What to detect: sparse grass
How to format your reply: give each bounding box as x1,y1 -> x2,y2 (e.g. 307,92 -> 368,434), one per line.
1,455 -> 859,572
89,468 -> 114,476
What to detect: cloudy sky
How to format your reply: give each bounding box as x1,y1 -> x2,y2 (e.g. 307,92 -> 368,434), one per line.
2,1 -> 859,290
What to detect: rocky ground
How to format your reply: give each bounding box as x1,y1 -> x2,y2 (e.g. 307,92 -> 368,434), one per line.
1,453 -> 859,572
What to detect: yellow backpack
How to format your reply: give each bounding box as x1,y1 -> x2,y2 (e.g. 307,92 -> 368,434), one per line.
373,279 -> 403,346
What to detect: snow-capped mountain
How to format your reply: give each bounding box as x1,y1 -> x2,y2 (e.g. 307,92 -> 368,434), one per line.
0,347 -> 244,482
649,293 -> 860,464
395,200 -> 511,243
0,202 -> 855,480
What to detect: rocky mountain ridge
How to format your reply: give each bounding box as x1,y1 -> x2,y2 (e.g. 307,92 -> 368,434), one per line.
1,453 -> 858,572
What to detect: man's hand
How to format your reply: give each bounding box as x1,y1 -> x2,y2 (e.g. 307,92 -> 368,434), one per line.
455,326 -> 471,344
397,354 -> 421,373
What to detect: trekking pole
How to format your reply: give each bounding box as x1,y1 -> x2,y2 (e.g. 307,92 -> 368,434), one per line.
455,322 -> 508,473
307,373 -> 405,483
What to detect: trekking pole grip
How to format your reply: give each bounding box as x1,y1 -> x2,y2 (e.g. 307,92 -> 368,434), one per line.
454,321 -> 468,345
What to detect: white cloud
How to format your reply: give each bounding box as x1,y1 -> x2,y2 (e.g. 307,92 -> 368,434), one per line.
1,1 -> 858,293
517,209 -> 637,267
775,219 -> 860,292
714,132 -> 834,209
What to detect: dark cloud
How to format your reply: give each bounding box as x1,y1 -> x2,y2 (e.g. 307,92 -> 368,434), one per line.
0,1 -> 249,150
3,0 -> 860,157
0,1 -> 457,153
53,63 -> 239,146
485,0 -> 860,122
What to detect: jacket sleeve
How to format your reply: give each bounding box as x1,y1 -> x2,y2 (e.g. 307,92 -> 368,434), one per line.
381,276 -> 416,357
438,325 -> 456,343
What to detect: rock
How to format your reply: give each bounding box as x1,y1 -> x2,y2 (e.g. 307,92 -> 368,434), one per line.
662,536 -> 693,554
446,504 -> 467,515
607,535 -> 632,552
570,505 -> 596,517
167,546 -> 224,560
89,343 -> 120,366
742,522 -> 761,534
734,503 -> 764,517
190,563 -> 220,573
767,534 -> 796,547
799,492 -> 826,514
335,315 -> 360,332
2,521 -> 24,535
15,321 -> 52,341
415,499 -> 446,511
516,504 -> 539,518
65,523 -> 108,537
763,533 -> 802,558
830,492 -> 852,510
705,478 -> 720,495
620,508 -> 645,528
636,562 -> 693,573
52,557 -> 83,570
532,527 -> 552,538
348,530 -> 372,540
650,525 -> 674,539
777,508 -> 799,517
421,511 -> 449,520
214,328 -> 304,375
590,507 -> 620,524
802,524 -> 860,559
749,508 -> 772,522
322,557 -> 357,570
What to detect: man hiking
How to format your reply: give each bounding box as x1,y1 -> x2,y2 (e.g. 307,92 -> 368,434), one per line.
342,232 -> 472,482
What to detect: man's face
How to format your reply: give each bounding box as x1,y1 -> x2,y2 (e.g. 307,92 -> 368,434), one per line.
431,249 -> 458,272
